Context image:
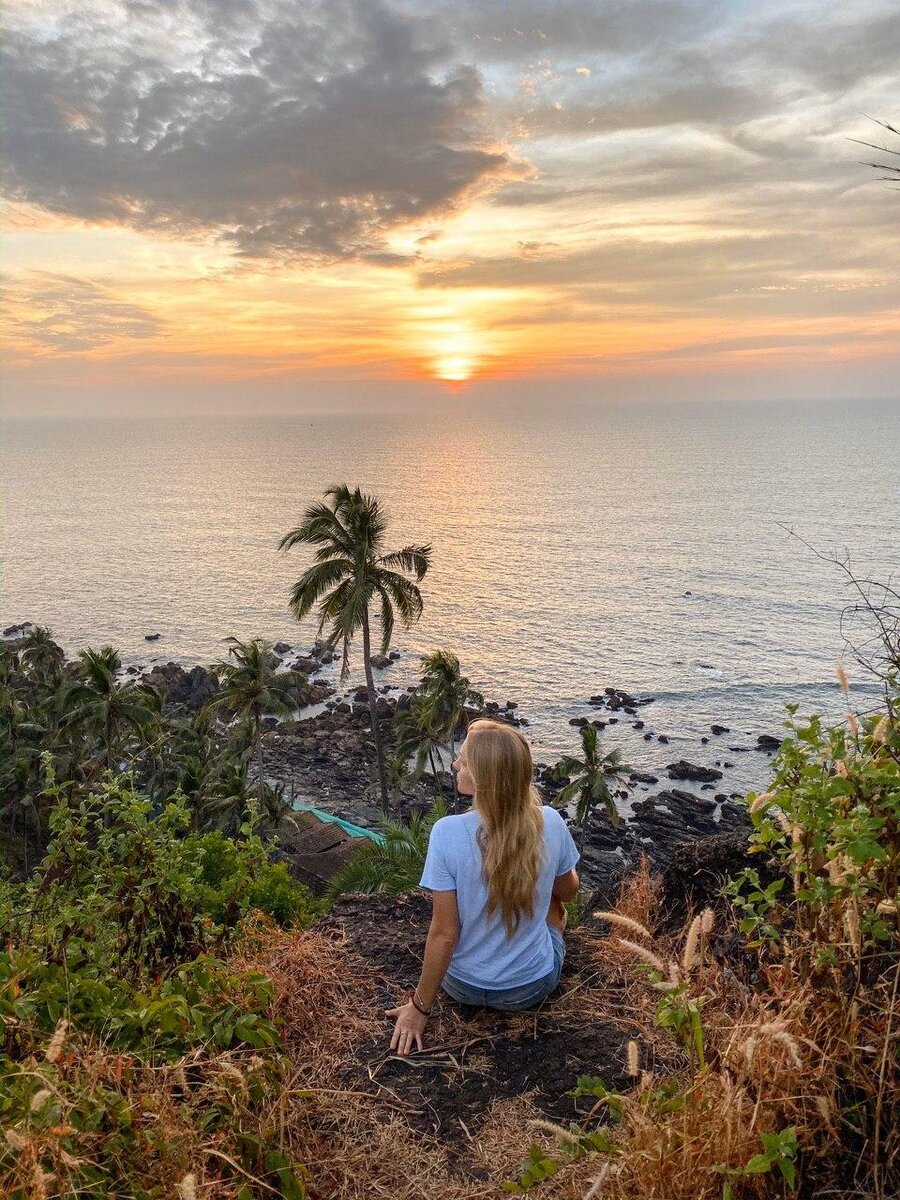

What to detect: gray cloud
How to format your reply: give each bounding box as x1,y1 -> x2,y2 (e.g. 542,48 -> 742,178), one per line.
1,0 -> 509,261
3,272 -> 165,350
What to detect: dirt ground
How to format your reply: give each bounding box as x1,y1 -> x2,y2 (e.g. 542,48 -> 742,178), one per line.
313,893 -> 664,1156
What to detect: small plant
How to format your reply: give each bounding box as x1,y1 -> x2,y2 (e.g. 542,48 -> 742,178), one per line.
715,1126 -> 799,1198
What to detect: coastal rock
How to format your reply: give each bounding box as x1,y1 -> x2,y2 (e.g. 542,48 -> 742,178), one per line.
569,716 -> 589,727
144,632 -> 161,641
370,653 -> 392,669
756,734 -> 782,752
658,831 -> 756,927
167,665 -> 218,710
629,771 -> 659,785
711,724 -> 730,735
657,734 -> 669,744
272,641 -> 292,656
2,622 -> 32,637
667,760 -> 723,783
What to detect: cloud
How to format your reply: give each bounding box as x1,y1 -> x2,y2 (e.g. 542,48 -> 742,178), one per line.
1,0 -> 511,262
3,272 -> 165,350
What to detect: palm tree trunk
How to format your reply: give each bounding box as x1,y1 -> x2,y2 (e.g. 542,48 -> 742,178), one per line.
428,747 -> 445,799
254,705 -> 265,806
362,612 -> 390,813
449,730 -> 459,812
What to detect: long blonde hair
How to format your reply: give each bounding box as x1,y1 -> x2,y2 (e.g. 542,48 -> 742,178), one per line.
465,719 -> 546,936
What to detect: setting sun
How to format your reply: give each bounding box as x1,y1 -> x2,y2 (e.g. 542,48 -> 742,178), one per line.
434,354 -> 474,382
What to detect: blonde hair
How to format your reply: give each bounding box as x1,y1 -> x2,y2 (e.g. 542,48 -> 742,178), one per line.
465,719 -> 546,936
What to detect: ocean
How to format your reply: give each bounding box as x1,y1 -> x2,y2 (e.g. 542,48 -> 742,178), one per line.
2,398 -> 898,794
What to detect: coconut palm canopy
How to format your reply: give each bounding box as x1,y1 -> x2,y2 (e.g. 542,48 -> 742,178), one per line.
279,485 -> 431,678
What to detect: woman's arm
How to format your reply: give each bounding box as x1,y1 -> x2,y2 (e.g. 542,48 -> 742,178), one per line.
552,867 -> 580,902
387,890 -> 459,1056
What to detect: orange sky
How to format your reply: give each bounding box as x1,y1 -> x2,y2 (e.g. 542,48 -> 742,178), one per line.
2,0 -> 899,413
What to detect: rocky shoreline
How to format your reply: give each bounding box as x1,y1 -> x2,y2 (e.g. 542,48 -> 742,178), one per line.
3,624 -> 777,893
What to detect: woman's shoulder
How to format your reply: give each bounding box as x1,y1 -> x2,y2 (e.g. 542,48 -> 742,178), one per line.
430,809 -> 479,840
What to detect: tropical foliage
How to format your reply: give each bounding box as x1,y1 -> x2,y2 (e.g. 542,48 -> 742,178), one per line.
0,775 -> 318,1197
327,801 -> 448,896
552,722 -> 631,844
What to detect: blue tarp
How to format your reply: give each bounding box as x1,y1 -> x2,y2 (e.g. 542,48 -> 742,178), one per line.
291,801 -> 385,845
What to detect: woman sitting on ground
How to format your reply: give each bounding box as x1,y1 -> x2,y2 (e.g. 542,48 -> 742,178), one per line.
387,718 -> 580,1056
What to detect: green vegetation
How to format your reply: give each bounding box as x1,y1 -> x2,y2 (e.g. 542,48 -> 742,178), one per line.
0,775 -> 317,1197
208,637 -> 306,805
393,650 -> 484,806
327,801 -> 447,897
551,722 -> 631,846
280,484 -> 431,812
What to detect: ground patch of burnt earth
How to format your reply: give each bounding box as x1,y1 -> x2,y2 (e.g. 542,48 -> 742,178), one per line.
314,892 -> 643,1152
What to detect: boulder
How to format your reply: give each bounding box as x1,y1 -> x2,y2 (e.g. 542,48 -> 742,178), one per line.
272,641 -> 292,656
370,653 -> 392,669
667,760 -> 723,783
756,734 -> 782,752
711,724 -> 730,735
144,632 -> 161,641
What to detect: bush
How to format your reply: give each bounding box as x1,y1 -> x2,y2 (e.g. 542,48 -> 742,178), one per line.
0,778 -> 310,1197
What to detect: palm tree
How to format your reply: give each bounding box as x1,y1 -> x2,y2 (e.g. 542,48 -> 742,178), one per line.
553,723 -> 631,848
418,650 -> 484,808
19,626 -> 65,690
327,801 -> 447,897
279,485 -> 431,812
208,637 -> 304,804
62,646 -> 156,771
394,694 -> 450,799
202,758 -> 256,837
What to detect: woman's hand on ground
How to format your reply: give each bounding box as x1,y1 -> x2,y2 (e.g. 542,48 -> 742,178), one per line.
385,1000 -> 428,1056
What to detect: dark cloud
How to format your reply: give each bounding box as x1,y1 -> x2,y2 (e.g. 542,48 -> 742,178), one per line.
1,0 -> 509,261
3,272 -> 164,350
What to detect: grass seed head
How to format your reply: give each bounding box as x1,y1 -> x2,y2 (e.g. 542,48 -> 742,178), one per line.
593,911 -> 652,940
682,915 -> 702,972
45,1018 -> 69,1063
626,1040 -> 640,1077
836,664 -> 850,696
616,939 -> 667,974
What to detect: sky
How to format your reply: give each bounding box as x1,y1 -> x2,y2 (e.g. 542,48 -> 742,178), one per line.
1,0 -> 899,416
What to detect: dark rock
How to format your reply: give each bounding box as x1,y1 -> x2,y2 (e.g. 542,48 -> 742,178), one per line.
591,719 -> 606,728
633,720 -> 644,730
629,771 -> 659,785
727,746 -> 750,753
167,665 -> 218,710
607,717 -> 618,724
657,734 -> 669,744
370,653 -> 392,669
2,622 -> 32,637
667,760 -> 723,783
658,831 -> 756,927
272,641 -> 292,655
643,732 -> 653,741
711,724 -> 730,735
144,632 -> 161,641
756,734 -> 782,752
569,716 -> 589,727
291,656 -> 318,674
700,736 -> 709,744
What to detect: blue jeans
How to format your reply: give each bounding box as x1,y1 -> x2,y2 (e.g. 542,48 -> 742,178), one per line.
441,925 -> 565,1011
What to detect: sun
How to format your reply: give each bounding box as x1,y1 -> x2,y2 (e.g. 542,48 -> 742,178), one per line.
434,354 -> 474,382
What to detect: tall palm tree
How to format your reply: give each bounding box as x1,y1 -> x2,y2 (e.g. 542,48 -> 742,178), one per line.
62,646 -> 156,771
553,723 -> 631,848
279,485 -> 431,812
418,650 -> 484,807
208,637 -> 304,804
